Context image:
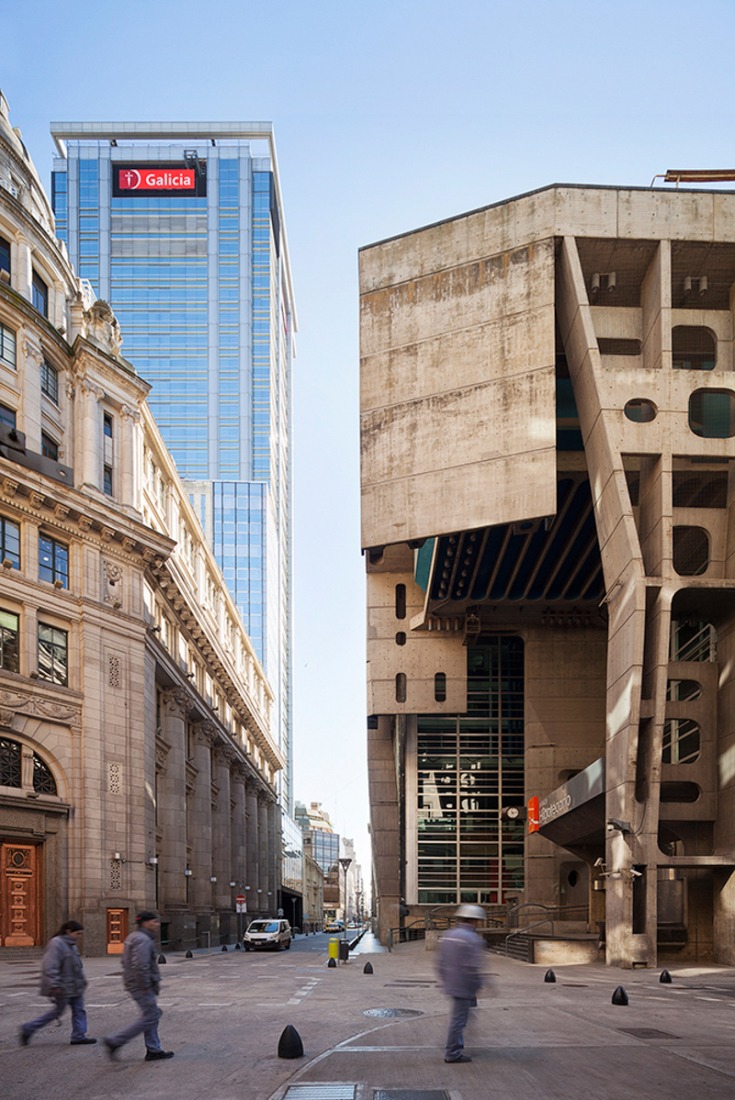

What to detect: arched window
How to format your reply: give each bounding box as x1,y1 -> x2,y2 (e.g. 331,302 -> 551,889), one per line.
0,737 -> 57,794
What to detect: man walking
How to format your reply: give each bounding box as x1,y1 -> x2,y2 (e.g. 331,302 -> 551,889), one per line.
20,919 -> 96,1046
436,903 -> 486,1063
103,910 -> 174,1061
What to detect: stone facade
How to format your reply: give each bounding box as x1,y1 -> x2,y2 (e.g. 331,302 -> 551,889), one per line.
0,93 -> 282,954
360,183 -> 735,968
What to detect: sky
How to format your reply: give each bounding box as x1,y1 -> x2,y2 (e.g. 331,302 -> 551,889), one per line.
4,0 -> 735,879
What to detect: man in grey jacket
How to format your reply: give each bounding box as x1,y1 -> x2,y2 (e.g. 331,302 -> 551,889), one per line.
20,920 -> 96,1046
103,910 -> 174,1061
436,904 -> 486,1063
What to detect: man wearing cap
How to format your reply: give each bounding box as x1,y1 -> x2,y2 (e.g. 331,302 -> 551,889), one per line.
103,911 -> 174,1062
436,903 -> 486,1063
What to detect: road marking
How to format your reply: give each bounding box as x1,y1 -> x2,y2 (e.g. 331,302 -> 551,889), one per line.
197,1002 -> 233,1007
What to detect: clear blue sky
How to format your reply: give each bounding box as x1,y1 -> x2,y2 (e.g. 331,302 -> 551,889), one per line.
5,0 -> 735,876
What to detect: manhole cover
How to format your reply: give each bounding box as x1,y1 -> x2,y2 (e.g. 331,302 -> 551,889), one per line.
374,1092 -> 450,1100
619,1028 -> 679,1040
364,1008 -> 424,1018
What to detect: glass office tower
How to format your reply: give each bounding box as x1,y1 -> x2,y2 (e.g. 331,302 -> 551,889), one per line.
51,123 -> 295,808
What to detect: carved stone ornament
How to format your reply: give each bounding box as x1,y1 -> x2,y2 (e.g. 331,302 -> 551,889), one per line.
121,404 -> 141,424
54,503 -> 69,521
29,491 -> 45,509
162,688 -> 189,720
77,515 -> 93,531
22,335 -> 44,367
84,299 -> 123,357
0,689 -> 81,726
0,707 -> 15,727
1,478 -> 18,497
80,377 -> 105,402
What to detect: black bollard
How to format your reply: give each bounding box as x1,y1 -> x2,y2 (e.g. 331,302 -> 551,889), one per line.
363,961 -> 374,974
277,1024 -> 304,1059
158,954 -> 166,964
221,944 -> 228,952
659,969 -> 672,984
612,985 -> 629,1006
235,942 -> 241,950
185,949 -> 193,958
544,969 -> 556,983
327,957 -> 337,968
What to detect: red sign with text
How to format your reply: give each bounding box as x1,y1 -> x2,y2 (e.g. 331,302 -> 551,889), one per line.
117,167 -> 196,192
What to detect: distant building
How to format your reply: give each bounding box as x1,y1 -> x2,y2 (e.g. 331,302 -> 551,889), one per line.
0,92 -> 282,954
360,180 -> 735,968
295,800 -> 340,921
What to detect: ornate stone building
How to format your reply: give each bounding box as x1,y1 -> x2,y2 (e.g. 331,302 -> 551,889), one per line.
0,92 -> 282,954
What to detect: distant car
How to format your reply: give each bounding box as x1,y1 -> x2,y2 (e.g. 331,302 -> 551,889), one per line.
243,918 -> 292,951
324,919 -> 345,933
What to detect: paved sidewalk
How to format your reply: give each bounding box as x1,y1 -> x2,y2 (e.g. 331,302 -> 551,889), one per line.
3,936 -> 735,1099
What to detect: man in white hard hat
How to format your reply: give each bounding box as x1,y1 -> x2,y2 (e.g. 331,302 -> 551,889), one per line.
436,903 -> 486,1063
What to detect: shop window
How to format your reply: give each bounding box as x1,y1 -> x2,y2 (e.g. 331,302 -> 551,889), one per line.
32,270 -> 48,317
38,622 -> 68,686
0,515 -> 20,568
39,534 -> 69,588
673,526 -> 709,576
689,390 -> 735,437
624,399 -> 657,423
673,326 -> 716,371
0,609 -> 19,672
662,718 -> 700,764
0,322 -> 16,369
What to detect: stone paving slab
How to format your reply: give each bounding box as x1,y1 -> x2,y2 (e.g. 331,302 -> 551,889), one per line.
3,939 -> 735,1099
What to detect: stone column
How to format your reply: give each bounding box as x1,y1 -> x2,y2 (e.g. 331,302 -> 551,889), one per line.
120,404 -> 142,511
78,377 -> 104,491
158,690 -> 188,911
259,795 -> 271,913
212,747 -> 232,911
267,799 -> 280,904
230,765 -> 247,886
189,723 -> 215,913
13,234 -> 32,302
246,782 -> 260,908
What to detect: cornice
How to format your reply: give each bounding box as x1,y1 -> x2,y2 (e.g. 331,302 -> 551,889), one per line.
0,459 -> 174,564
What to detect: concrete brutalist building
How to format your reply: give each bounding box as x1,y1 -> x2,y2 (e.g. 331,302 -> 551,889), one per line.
360,180 -> 735,968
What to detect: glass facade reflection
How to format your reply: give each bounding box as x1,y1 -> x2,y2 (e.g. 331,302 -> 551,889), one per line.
51,124 -> 295,809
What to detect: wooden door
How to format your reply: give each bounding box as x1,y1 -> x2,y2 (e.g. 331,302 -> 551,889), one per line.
1,843 -> 39,946
106,907 -> 128,954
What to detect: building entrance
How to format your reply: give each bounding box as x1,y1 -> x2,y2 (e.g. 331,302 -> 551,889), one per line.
1,843 -> 40,946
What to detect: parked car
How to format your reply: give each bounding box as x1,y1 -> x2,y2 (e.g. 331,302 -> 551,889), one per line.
243,918 -> 292,951
324,919 -> 345,933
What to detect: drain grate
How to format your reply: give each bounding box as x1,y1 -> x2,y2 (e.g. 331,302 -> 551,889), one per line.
374,1092 -> 450,1100
364,1008 -> 424,1018
619,1028 -> 679,1040
283,1087 -> 356,1099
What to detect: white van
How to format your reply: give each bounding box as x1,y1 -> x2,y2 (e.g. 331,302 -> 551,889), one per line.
243,918 -> 292,951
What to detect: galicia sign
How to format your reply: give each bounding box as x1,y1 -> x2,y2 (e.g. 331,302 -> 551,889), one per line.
118,168 -> 195,191
113,164 -> 206,197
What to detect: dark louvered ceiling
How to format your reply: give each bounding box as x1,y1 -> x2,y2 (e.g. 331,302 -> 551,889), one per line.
427,474 -> 605,618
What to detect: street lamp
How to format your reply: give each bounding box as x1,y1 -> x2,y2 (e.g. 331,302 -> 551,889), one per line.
339,857 -> 352,939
